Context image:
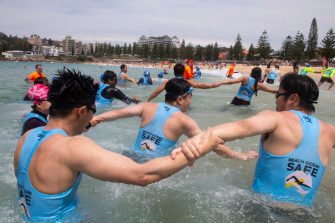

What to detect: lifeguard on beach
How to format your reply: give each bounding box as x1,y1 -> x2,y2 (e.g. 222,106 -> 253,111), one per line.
184,59 -> 194,79
226,61 -> 236,78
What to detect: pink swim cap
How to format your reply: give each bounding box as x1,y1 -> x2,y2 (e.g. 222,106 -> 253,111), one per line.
27,84 -> 49,105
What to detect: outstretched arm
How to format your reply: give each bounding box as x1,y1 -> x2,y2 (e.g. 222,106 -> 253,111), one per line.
147,80 -> 167,102
214,144 -> 258,160
187,79 -> 222,89
219,76 -> 245,86
257,83 -> 278,94
68,129 -> 223,186
90,103 -> 144,127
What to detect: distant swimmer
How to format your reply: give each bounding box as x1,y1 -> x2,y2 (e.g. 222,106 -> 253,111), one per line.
193,66 -> 202,79
265,65 -> 281,84
137,71 -> 153,85
96,70 -> 141,109
261,61 -> 272,83
318,67 -> 335,90
90,78 -> 257,162
176,73 -> 335,207
118,64 -> 137,86
184,59 -> 194,79
226,61 -> 236,78
14,68 -> 224,221
152,72 -> 166,84
163,69 -> 168,74
300,63 -> 316,76
21,83 -> 50,135
147,63 -> 222,102
220,67 -> 278,106
25,64 -> 46,83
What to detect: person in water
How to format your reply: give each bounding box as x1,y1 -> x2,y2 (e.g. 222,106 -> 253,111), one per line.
96,70 -> 141,108
147,63 -> 222,102
193,66 -> 202,79
90,78 -> 257,162
137,71 -> 153,85
226,61 -> 236,78
174,73 -> 335,207
25,64 -> 46,83
21,83 -> 50,136
118,64 -> 137,86
184,59 -> 194,79
152,71 -> 166,84
265,65 -> 281,84
14,68 -> 222,221
220,67 -> 278,106
317,67 -> 335,90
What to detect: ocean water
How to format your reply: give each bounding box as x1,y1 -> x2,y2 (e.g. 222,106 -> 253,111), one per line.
0,61 -> 334,222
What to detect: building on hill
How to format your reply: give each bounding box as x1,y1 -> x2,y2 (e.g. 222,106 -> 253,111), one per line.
138,35 -> 180,48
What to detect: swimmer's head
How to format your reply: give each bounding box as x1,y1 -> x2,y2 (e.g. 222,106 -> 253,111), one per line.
34,77 -> 49,86
195,66 -> 200,71
279,73 -> 319,113
120,64 -> 127,72
158,72 -> 164,79
143,71 -> 150,78
48,68 -> 98,122
305,63 -> 311,67
165,78 -> 192,112
102,70 -> 117,86
275,65 -> 279,69
250,67 -> 262,81
174,63 -> 185,77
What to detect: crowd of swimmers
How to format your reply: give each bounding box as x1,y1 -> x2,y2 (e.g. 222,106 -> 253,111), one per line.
15,61 -> 335,221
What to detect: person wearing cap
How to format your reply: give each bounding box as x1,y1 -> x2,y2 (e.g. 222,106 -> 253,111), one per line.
152,71 -> 166,84
21,83 -> 50,135
193,66 -> 202,79
146,63 -> 222,102
89,78 -> 257,162
184,59 -> 194,79
137,71 -> 153,85
174,73 -> 335,207
25,64 -> 46,83
96,70 -> 141,109
23,77 -> 49,101
118,64 -> 137,86
300,64 -> 316,76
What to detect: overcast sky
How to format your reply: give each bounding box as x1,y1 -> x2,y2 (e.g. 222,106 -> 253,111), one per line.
1,0 -> 334,49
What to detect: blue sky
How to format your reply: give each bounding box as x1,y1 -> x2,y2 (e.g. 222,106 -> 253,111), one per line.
0,0 -> 334,49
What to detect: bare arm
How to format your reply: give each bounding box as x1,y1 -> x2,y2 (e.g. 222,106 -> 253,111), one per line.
90,103 -> 144,127
188,79 -> 222,89
146,80 -> 167,102
257,83 -> 278,94
214,144 -> 258,160
67,129 -> 222,186
122,74 -> 137,85
219,76 -> 245,86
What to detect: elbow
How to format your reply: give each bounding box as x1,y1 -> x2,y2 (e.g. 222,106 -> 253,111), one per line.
133,174 -> 152,187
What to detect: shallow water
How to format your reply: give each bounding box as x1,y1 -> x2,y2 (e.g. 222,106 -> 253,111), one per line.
0,61 -> 334,222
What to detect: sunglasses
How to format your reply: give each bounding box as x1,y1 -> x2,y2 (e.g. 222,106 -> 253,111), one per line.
181,87 -> 194,98
275,92 -> 290,99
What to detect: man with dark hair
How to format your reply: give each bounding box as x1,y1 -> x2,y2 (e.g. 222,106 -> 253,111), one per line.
14,68 -> 222,221
25,64 -> 46,83
146,63 -> 222,102
176,73 -> 335,207
118,64 -> 137,86
96,70 -> 140,108
90,78 -> 257,162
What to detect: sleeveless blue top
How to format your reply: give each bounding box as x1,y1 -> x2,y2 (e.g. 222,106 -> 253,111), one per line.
16,127 -> 82,221
194,71 -> 201,79
22,112 -> 47,127
268,69 -> 278,80
235,77 -> 255,101
253,110 -> 325,206
96,83 -> 113,108
133,103 -> 179,159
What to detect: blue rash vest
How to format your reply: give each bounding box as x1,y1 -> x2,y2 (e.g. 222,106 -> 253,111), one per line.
96,83 -> 113,107
23,112 -> 47,126
268,69 -> 278,80
235,77 -> 255,102
16,127 -> 82,221
133,103 -> 180,159
253,110 -> 325,206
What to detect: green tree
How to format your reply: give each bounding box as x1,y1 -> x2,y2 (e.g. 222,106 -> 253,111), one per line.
152,43 -> 158,58
185,43 -> 194,59
280,36 -> 294,61
159,44 -> 165,59
293,31 -> 305,60
194,45 -> 203,61
179,39 -> 186,59
171,46 -> 178,59
233,33 -> 244,60
205,44 -> 213,61
132,42 -> 137,55
257,30 -> 272,60
321,28 -> 335,60
128,44 -> 132,55
122,43 -> 127,55
165,44 -> 171,59
305,18 -> 318,59
227,45 -> 234,60
246,44 -> 256,61
143,44 -> 150,58
212,42 -> 219,61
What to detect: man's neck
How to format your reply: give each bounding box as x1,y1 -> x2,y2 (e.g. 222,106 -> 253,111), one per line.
44,117 -> 77,136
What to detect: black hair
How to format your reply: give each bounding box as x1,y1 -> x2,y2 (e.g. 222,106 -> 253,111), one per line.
266,61 -> 272,69
275,65 -> 279,69
250,67 -> 262,96
120,64 -> 127,71
48,68 -> 98,117
280,73 -> 319,113
174,63 -> 185,77
34,77 -> 49,86
102,70 -> 117,83
165,78 -> 191,102
35,64 -> 42,69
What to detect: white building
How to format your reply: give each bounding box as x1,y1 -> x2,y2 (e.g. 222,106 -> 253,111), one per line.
41,46 -> 65,56
138,35 -> 180,48
1,50 -> 25,59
